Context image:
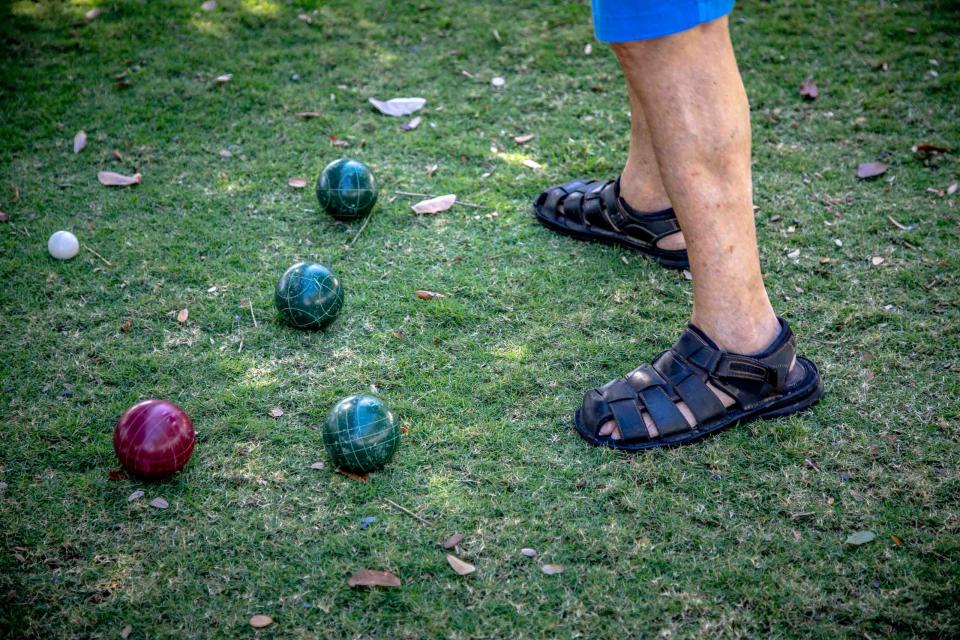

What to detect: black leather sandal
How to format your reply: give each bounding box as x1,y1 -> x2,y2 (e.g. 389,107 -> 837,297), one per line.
575,318 -> 823,451
533,177 -> 689,269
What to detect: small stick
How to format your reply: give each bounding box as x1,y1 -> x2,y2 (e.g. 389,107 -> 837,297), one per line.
384,498 -> 433,527
237,338 -> 244,353
348,209 -> 374,247
85,246 -> 112,266
248,299 -> 258,328
394,191 -> 483,209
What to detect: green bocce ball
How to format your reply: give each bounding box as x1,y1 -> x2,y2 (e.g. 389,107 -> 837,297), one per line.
274,262 -> 344,330
323,395 -> 399,473
316,158 -> 378,221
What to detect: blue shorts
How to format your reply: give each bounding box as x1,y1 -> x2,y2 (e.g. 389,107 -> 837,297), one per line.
591,0 -> 735,43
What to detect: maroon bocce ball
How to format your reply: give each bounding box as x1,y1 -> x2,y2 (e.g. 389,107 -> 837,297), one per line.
113,399 -> 195,478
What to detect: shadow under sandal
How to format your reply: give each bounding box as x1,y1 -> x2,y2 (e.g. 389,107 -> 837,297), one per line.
574,318 -> 824,451
533,176 -> 689,269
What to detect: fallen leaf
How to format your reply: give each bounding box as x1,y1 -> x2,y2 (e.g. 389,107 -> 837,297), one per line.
336,468 -> 369,482
682,269 -> 693,280
249,615 -> 272,629
804,458 -> 821,472
845,530 -> 875,546
98,171 -> 142,187
819,257 -> 831,264
871,256 -> 885,266
176,308 -> 189,324
114,80 -> 131,89
120,626 -> 132,639
827,496 -> 835,505
522,159 -> 542,171
288,177 -> 307,189
911,143 -> 949,154
887,215 -> 913,231
0,211 -> 8,223
891,535 -> 903,546
215,74 -> 232,84
201,0 -> 217,11
219,149 -> 232,158
584,43 -> 592,55
111,149 -> 123,161
948,182 -> 958,196
73,131 -> 87,153
857,162 -> 888,179
401,116 -> 422,131
84,7 -> 102,22
442,533 -> 464,549
298,13 -> 313,23
108,469 -> 128,481
150,497 -> 169,510
514,134 -> 535,144
269,406 -> 284,418
368,97 -> 426,117
127,490 -> 144,501
348,570 -> 400,588
412,194 -> 456,214
787,249 -> 801,259
520,548 -> 537,557
446,554 -> 476,576
799,79 -> 819,100
834,239 -> 843,247
414,290 -> 445,300
541,564 -> 564,575
308,461 -> 325,470
295,111 -> 322,118
329,134 -> 349,147
426,164 -> 439,176
491,76 -> 505,88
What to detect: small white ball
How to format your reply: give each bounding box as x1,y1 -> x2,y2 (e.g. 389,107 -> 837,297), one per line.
48,230 -> 80,260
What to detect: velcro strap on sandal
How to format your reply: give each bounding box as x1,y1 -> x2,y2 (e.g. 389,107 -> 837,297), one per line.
602,379 -> 649,442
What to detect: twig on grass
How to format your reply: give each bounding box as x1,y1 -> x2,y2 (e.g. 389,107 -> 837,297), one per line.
384,498 -> 433,527
394,191 -> 483,209
348,209 -> 375,247
248,299 -> 258,328
85,246 -> 112,266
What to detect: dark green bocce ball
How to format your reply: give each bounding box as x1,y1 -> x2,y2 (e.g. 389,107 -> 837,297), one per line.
316,158 -> 378,221
323,395 -> 399,473
274,262 -> 344,330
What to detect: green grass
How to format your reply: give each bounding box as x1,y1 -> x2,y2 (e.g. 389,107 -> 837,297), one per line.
1,0 -> 958,637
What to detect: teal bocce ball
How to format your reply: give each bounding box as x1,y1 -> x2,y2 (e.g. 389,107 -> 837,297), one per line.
323,395 -> 399,473
274,262 -> 344,330
316,158 -> 378,221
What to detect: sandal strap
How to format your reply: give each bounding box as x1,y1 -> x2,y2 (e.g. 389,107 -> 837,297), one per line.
601,379 -> 650,442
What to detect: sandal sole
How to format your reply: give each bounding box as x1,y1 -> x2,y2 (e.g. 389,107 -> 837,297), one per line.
573,356 -> 824,451
533,203 -> 690,270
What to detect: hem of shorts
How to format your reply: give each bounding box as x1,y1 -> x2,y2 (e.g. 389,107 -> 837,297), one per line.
593,2 -> 734,43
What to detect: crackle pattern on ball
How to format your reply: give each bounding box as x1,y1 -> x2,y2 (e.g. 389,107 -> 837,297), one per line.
274,262 -> 344,330
323,395 -> 399,473
316,158 -> 378,220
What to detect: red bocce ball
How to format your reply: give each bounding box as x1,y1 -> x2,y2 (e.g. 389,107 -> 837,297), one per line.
113,399 -> 195,478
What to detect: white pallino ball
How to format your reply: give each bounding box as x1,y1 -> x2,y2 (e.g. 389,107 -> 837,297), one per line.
48,230 -> 80,260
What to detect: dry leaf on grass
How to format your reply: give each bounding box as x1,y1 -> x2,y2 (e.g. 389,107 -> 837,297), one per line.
73,131 -> 87,153
401,116 -> 422,131
414,290 -> 445,300
799,79 -> 819,100
298,13 -> 313,23
871,256 -> 885,266
491,76 -> 505,87
84,8 -> 102,22
150,497 -> 168,510
411,194 -> 456,214
948,182 -> 958,196
584,43 -> 592,55
329,134 -> 349,147
108,469 -> 128,481
214,74 -> 232,84
201,0 -> 217,10
857,162 -> 888,179
308,461 -> 325,470
368,97 -> 426,117
348,570 -> 401,587
522,159 -> 542,171
912,143 -> 950,154
0,211 -> 8,223
176,308 -> 189,324
112,149 -> 123,161
120,625 -> 132,639
541,564 -> 564,575
288,177 -> 307,188
127,490 -> 144,502
891,535 -> 903,546
787,249 -> 801,259
845,530 -> 876,546
98,171 -> 142,187
296,111 -> 322,118
514,134 -> 535,144
269,406 -> 284,418
442,533 -> 464,549
426,163 -> 439,177
446,554 -> 476,576
520,548 -> 537,557
249,615 -> 273,629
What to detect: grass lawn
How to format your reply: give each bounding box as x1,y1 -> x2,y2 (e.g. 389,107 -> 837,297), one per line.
1,0 -> 959,637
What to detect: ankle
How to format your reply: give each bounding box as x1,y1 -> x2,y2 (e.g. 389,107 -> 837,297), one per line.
691,309 -> 780,354
620,166 -> 671,212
